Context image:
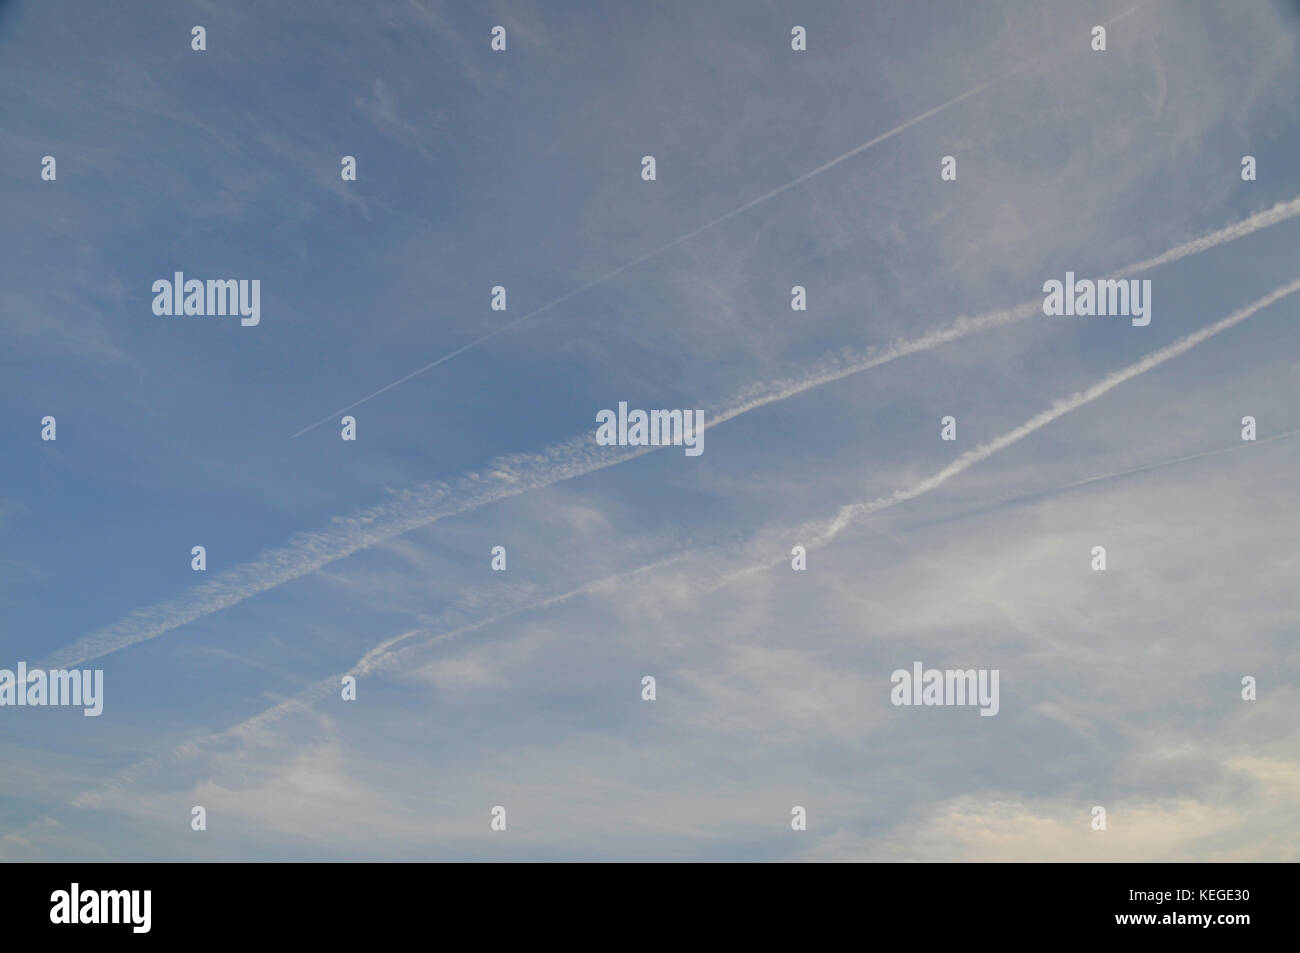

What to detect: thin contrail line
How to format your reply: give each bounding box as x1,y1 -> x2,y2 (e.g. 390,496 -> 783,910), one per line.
899,427 -> 1300,531
68,551 -> 694,805
1054,427 -> 1300,492
289,2 -> 1157,439
39,197 -> 1300,670
69,275 -> 1298,809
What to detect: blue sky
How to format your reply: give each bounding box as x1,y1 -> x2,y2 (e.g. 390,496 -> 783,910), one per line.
2,0 -> 1299,860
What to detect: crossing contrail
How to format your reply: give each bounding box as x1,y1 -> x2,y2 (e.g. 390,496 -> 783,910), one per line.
68,273 -> 1300,811
704,276 -> 1300,594
40,198 -> 1300,671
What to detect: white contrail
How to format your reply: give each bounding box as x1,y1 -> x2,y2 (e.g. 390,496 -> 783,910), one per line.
39,436 -> 654,669
1052,426 -> 1300,493
70,552 -> 692,804
286,78 -> 1021,439
288,2 -> 1159,439
665,194 -> 1300,433
71,275 -> 1300,807
1115,197 -> 1300,276
707,276 -> 1300,593
901,426 -> 1300,525
41,200 -> 1300,670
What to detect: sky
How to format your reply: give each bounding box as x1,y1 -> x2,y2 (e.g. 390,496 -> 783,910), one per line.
2,0 -> 1299,861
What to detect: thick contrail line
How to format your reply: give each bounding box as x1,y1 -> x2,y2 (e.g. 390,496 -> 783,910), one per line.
288,3 -> 1157,439
1117,197 -> 1300,276
708,196 -> 1300,427
70,275 -> 1299,808
40,199 -> 1300,670
711,276 -> 1300,594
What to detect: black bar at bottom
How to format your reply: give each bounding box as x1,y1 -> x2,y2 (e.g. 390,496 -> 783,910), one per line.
4,862 -> 1282,940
